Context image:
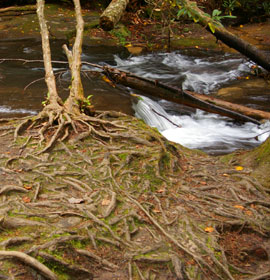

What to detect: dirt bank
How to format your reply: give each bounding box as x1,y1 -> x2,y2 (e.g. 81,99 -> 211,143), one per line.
0,114 -> 270,280
1,4 -> 270,280
1,4 -> 270,53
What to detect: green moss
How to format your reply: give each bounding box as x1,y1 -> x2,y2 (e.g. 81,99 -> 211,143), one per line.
171,37 -> 218,49
69,239 -> 87,249
109,24 -> 131,45
118,153 -> 128,161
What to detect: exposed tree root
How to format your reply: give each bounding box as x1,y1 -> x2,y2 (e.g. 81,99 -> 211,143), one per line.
0,250 -> 57,280
0,115 -> 270,280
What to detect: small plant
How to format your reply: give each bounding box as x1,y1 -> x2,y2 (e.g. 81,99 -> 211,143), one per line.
42,92 -> 50,107
81,94 -> 95,115
262,1 -> 270,16
84,94 -> 93,106
110,26 -> 131,46
211,9 -> 236,22
222,0 -> 238,15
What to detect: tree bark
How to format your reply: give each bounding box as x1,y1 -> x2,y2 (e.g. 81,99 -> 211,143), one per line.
185,90 -> 270,121
36,0 -> 62,108
103,66 -> 270,124
178,0 -> 270,72
63,0 -> 85,115
100,0 -> 129,31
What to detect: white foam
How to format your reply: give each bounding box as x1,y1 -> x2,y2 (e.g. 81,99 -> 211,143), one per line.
133,96 -> 270,154
117,51 -> 267,154
0,106 -> 37,115
115,52 -> 250,94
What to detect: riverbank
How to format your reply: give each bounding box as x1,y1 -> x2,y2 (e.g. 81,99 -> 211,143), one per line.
1,4 -> 270,54
0,113 -> 270,280
1,4 -> 270,280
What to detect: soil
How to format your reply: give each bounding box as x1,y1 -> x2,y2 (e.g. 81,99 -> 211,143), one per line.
1,4 -> 270,53
0,113 -> 270,280
0,3 -> 270,280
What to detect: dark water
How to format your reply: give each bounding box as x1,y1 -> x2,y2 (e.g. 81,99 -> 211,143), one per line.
0,38 -> 133,117
1,38 -> 270,154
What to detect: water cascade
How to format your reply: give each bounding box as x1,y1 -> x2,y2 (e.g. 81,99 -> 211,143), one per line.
116,51 -> 270,154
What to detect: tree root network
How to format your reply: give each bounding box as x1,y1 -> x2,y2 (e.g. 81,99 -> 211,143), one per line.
0,112 -> 270,280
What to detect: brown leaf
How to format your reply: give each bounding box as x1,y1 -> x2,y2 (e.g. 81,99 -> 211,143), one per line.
22,196 -> 31,203
24,185 -> 32,190
157,188 -> 165,193
245,210 -> 252,216
101,199 -> 111,206
234,205 -> 244,210
204,227 -> 214,233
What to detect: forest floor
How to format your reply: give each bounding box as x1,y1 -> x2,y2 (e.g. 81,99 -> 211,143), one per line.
0,3 -> 270,280
1,4 -> 270,53
0,112 -> 270,280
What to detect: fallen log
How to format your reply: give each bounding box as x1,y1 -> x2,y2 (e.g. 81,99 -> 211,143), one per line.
100,0 -> 130,31
177,0 -> 270,72
186,90 -> 270,121
102,66 -> 270,124
0,5 -> 36,13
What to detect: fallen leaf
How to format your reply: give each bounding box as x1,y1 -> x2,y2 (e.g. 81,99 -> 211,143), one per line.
234,205 -> 244,210
245,210 -> 252,216
235,166 -> 244,171
101,199 -> 111,206
68,197 -> 84,204
204,227 -> 214,233
102,75 -> 115,87
157,188 -> 165,193
22,196 -> 31,203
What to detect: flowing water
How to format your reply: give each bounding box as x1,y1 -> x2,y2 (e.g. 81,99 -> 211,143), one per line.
1,39 -> 270,154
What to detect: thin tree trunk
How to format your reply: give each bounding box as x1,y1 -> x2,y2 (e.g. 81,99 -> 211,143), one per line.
63,0 -> 85,115
100,0 -> 129,31
103,66 -> 270,124
36,0 -> 62,107
178,0 -> 270,72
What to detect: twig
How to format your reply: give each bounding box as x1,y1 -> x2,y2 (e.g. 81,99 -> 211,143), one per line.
24,77 -> 45,92
76,249 -> 119,270
128,260 -> 132,280
151,108 -> 181,128
247,272 -> 270,280
103,191 -> 117,218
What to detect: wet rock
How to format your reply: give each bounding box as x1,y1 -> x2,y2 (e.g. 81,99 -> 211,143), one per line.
217,79 -> 270,99
218,87 -> 245,98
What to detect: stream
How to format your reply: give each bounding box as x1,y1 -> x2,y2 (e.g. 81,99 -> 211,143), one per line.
1,38 -> 270,155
